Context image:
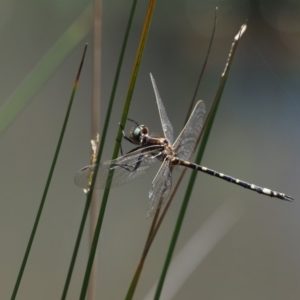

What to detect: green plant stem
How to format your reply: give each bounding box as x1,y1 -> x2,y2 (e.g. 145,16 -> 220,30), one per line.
10,44 -> 88,300
79,1 -> 156,299
153,24 -> 246,300
125,10 -> 218,300
60,1 -> 138,299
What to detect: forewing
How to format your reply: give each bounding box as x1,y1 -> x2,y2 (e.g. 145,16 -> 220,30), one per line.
147,159 -> 172,218
74,146 -> 160,190
173,100 -> 205,161
150,73 -> 174,144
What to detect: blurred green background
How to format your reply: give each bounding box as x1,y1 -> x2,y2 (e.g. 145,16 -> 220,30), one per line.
1,0 -> 299,299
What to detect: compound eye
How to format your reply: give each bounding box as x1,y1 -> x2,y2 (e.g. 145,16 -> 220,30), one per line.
130,126 -> 142,143
140,126 -> 149,135
133,127 -> 141,138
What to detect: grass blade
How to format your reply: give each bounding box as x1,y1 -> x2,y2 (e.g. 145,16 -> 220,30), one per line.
153,24 -> 247,300
10,44 -> 88,300
125,9 -> 218,300
60,1 -> 139,299
78,1 -> 156,299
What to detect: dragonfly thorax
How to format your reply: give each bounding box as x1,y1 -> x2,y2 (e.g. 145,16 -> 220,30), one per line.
145,136 -> 175,162
129,125 -> 149,145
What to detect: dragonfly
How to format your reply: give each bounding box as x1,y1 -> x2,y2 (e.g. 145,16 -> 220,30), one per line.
74,74 -> 294,217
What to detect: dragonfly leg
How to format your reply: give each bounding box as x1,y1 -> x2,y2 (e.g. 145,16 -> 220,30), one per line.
119,122 -> 137,145
117,146 -> 162,173
127,118 -> 140,126
115,154 -> 144,172
117,122 -> 145,156
115,138 -> 125,156
116,140 -> 144,157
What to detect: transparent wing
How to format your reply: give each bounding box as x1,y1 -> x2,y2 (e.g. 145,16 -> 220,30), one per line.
74,146 -> 161,190
173,100 -> 206,161
150,73 -> 174,144
147,159 -> 172,218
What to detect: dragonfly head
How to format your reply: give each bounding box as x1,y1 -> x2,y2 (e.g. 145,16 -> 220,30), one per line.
129,125 -> 149,144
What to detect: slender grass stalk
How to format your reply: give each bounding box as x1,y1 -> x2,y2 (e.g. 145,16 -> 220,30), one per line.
88,0 -> 102,299
153,24 -> 247,300
10,44 -> 88,300
125,9 -> 218,300
60,1 -> 138,299
79,1 -> 157,299
187,7 -> 218,116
